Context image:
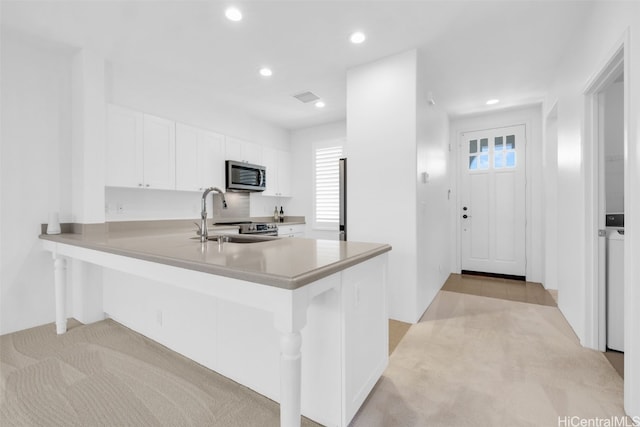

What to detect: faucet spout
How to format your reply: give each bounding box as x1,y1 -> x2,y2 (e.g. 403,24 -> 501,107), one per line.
200,187 -> 227,243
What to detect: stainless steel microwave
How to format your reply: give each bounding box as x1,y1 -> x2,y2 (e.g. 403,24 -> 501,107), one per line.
225,160 -> 266,192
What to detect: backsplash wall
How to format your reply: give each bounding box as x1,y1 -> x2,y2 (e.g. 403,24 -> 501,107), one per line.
105,187 -> 290,222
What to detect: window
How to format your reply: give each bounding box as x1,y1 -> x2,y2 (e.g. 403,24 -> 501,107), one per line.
468,134 -> 516,170
313,141 -> 343,229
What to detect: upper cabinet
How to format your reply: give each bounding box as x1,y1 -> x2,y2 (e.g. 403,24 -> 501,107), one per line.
106,105 -> 144,188
176,123 -> 225,191
143,114 -> 176,190
106,105 -> 175,190
262,147 -> 292,197
225,137 -> 262,166
106,104 -> 286,196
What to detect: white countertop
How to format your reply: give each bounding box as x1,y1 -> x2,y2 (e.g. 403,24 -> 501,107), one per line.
40,228 -> 391,290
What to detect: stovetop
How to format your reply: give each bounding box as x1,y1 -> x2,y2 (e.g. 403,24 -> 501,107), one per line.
214,221 -> 278,234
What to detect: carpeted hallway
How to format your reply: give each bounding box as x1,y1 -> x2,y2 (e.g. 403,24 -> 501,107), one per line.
1,287 -> 628,426
351,290 -> 628,426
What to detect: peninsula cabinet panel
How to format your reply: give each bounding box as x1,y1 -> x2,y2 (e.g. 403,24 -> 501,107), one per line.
106,104 -> 144,188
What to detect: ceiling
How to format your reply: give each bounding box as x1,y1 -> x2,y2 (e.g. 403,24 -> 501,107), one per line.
1,1 -> 594,130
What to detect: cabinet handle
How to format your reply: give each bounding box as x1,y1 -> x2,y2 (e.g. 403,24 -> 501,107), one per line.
145,184 -> 150,187
138,183 -> 143,187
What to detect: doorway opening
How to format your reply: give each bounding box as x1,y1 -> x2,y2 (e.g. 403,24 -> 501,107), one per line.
584,41 -> 626,364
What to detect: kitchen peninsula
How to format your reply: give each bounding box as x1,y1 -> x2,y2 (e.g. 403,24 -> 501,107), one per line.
40,224 -> 391,427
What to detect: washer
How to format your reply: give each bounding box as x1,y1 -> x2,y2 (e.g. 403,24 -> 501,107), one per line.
606,227 -> 624,352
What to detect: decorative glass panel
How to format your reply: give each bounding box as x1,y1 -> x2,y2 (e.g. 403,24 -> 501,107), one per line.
506,151 -> 516,167
480,138 -> 489,152
469,155 -> 478,170
479,154 -> 489,169
495,136 -> 503,150
469,139 -> 477,154
495,152 -> 505,168
506,135 -> 515,149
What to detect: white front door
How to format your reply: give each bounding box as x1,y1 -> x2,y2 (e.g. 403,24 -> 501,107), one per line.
460,125 -> 526,277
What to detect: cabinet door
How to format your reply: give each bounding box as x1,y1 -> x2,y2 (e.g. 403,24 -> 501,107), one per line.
143,114 -> 176,189
261,147 -> 278,196
242,140 -> 262,166
199,130 -> 226,189
225,137 -> 243,162
277,150 -> 292,197
175,123 -> 200,191
225,137 -> 262,165
106,105 -> 143,188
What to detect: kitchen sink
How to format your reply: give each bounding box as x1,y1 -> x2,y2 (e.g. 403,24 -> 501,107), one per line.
192,234 -> 280,244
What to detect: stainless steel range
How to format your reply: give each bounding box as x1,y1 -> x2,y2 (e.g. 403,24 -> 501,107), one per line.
215,221 -> 278,236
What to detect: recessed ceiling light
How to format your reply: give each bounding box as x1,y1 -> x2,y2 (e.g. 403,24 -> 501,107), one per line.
350,32 -> 366,44
259,67 -> 273,77
486,99 -> 500,105
225,6 -> 242,22
315,101 -> 326,108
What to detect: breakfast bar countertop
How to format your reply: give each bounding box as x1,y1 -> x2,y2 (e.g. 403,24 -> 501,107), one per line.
39,228 -> 391,290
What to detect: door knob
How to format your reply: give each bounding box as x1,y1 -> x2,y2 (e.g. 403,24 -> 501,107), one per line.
463,206 -> 468,211
463,214 -> 468,219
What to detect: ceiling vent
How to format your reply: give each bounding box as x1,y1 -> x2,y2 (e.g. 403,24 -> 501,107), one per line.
292,91 -> 320,103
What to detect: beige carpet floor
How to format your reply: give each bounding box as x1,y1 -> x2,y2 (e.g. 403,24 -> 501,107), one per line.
0,319 -> 319,427
1,291 -> 629,426
351,290 -> 628,426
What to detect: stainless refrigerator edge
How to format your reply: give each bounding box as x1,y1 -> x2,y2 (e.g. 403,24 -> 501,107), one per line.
339,158 -> 347,241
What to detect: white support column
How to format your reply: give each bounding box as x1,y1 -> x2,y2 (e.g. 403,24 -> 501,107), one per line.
279,331 -> 303,427
53,253 -> 67,334
274,290 -> 309,427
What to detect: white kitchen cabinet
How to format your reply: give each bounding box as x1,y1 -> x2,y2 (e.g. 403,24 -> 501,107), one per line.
277,150 -> 292,197
106,105 -> 144,188
176,123 -> 225,191
225,137 -> 262,166
106,105 -> 176,190
262,147 -> 292,197
278,224 -> 306,237
143,114 -> 176,190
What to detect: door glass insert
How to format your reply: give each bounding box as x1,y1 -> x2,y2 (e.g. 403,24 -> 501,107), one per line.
468,138 -> 492,170
494,134 -> 516,168
479,154 -> 489,169
469,155 -> 478,169
470,139 -> 477,154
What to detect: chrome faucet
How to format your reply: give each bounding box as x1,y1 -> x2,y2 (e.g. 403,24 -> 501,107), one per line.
200,187 -> 227,243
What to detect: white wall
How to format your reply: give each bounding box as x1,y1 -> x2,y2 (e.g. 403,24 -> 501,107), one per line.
289,120 -> 346,240
105,62 -> 292,220
347,49 -> 450,323
544,1 -> 639,417
449,105 -> 543,283
415,52 -> 452,315
543,105 -> 559,290
0,33 -> 73,334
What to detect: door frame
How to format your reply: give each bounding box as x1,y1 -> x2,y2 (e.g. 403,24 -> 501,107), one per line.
452,109 -> 539,280
582,30 -> 628,353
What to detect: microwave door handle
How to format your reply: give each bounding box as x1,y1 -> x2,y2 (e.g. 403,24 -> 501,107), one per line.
259,170 -> 265,187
